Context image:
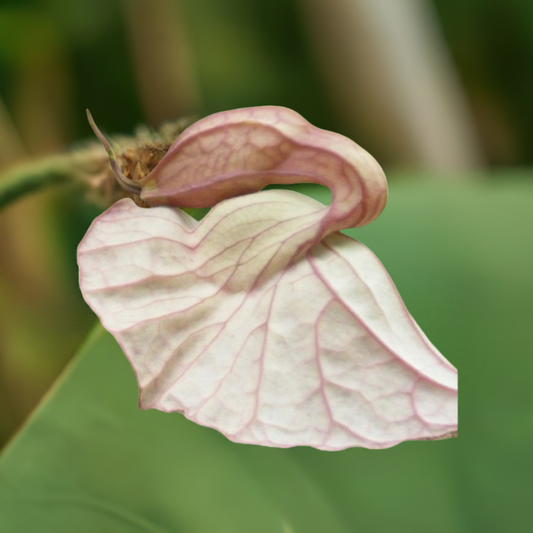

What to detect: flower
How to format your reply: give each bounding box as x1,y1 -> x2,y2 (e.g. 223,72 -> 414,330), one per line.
78,106 -> 457,450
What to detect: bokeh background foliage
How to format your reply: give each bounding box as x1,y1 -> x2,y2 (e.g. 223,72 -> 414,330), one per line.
0,0 -> 532,531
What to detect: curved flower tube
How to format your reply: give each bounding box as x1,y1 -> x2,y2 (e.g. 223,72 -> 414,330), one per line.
79,106 -> 457,450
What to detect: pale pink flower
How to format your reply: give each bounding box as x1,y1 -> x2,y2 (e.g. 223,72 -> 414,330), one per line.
78,106 -> 457,450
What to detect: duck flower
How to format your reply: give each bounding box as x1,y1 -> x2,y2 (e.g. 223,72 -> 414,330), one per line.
78,106 -> 457,450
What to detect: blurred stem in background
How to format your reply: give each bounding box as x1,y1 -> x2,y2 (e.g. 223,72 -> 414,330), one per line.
122,0 -> 201,126
0,155 -> 73,211
296,0 -> 485,172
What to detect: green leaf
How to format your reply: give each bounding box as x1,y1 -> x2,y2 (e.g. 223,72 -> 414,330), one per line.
1,176 -> 532,532
0,326 -> 348,533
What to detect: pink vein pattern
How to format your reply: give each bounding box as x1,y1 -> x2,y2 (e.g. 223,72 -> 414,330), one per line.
78,106 -> 457,450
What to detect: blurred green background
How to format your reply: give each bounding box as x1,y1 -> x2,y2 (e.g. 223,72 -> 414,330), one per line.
0,0 -> 532,531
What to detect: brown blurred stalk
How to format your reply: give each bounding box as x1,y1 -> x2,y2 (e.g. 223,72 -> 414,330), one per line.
297,0 -> 485,172
122,0 -> 201,127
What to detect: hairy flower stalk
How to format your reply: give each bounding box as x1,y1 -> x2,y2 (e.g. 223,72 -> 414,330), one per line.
78,106 -> 458,450
0,114 -> 195,213
83,112 -> 193,207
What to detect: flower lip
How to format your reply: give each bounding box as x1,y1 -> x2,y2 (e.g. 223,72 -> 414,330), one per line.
86,110 -> 143,196
78,191 -> 457,450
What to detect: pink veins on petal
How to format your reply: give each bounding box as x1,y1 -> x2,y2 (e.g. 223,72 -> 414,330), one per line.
78,106 -> 457,450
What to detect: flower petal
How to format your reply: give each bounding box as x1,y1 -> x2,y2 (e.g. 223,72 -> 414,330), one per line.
140,106 -> 388,233
78,190 -> 457,450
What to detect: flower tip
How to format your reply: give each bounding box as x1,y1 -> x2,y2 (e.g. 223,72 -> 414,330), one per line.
86,110 -> 142,196
86,109 -> 112,154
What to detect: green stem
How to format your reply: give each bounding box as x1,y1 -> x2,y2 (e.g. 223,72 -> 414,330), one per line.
0,156 -> 73,211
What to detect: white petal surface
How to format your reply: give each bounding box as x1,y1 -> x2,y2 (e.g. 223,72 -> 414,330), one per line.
78,191 -> 457,450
